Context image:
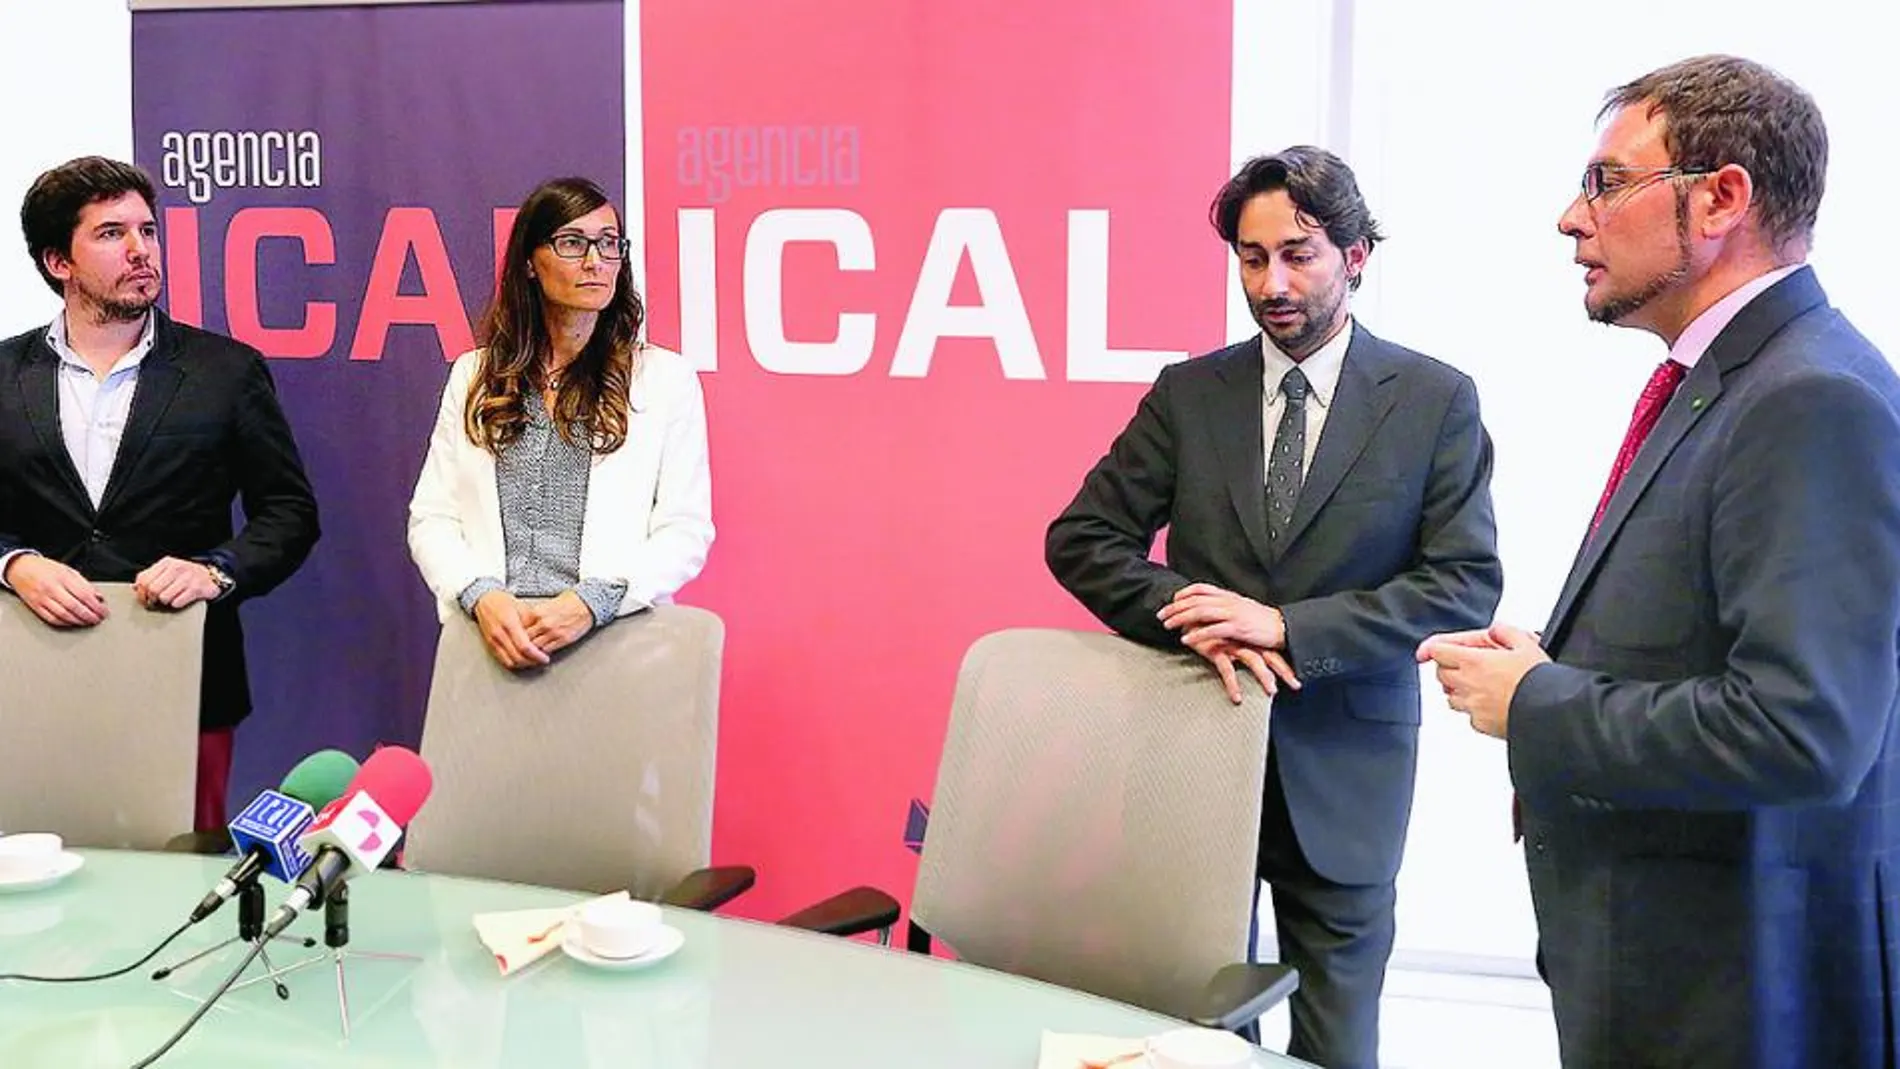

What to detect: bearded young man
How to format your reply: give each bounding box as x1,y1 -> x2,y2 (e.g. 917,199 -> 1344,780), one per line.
1047,145 -> 1503,1069
0,156 -> 319,831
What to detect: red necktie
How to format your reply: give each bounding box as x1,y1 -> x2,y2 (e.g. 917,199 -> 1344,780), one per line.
1590,359 -> 1688,531
1512,359 -> 1687,842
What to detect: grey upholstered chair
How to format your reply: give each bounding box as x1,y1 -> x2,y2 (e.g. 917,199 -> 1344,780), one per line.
0,583 -> 203,848
808,627 -> 1297,1031
403,604 -> 752,909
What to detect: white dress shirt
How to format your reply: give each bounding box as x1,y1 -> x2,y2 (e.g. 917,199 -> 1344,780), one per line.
1262,318 -> 1354,486
47,311 -> 156,507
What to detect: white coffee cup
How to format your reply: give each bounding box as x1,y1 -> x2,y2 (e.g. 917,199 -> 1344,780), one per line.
1145,1026 -> 1254,1069
0,833 -> 64,881
574,897 -> 663,960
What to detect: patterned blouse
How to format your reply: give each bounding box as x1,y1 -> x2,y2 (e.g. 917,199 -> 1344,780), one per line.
456,391 -> 627,625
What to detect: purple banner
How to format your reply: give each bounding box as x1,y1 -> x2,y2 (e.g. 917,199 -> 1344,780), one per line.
131,1 -> 626,804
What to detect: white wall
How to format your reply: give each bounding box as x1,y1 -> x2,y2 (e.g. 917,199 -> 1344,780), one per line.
0,0 -> 132,324
4,0 -> 1890,975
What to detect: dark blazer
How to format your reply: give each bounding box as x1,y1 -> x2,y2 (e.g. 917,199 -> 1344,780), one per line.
1511,268 -> 1900,1068
1047,324 -> 1503,885
0,311 -> 320,731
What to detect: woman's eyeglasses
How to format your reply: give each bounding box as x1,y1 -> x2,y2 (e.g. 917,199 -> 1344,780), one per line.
545,233 -> 630,261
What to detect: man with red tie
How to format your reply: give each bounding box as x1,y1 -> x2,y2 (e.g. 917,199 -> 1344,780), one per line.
1419,56 -> 1900,1068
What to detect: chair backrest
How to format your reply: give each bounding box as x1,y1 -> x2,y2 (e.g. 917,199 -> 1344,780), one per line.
0,584 -> 203,848
404,605 -> 724,899
909,628 -> 1270,1020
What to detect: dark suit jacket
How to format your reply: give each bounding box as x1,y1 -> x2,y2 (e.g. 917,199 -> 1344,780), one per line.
1047,324 -> 1503,885
1512,268 -> 1900,1068
0,311 -> 320,731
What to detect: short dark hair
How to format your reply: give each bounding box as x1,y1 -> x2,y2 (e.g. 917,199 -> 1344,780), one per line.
1210,146 -> 1383,290
20,156 -> 159,296
1604,55 -> 1827,252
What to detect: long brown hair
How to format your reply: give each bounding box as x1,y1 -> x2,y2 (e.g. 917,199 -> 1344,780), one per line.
466,177 -> 644,455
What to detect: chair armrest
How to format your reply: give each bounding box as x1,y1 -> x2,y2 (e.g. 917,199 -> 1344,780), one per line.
778,886 -> 901,937
164,829 -> 233,855
1187,962 -> 1300,1031
658,865 -> 757,911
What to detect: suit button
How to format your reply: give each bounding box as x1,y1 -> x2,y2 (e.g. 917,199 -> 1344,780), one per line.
88,529 -> 105,543
1533,838 -> 1549,853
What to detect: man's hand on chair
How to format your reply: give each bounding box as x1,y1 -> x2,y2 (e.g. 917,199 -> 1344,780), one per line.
4,554 -> 106,628
1161,583 -> 1300,703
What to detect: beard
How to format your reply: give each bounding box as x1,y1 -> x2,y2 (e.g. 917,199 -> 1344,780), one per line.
94,295 -> 156,323
1250,278 -> 1347,359
74,273 -> 159,324
1588,192 -> 1693,326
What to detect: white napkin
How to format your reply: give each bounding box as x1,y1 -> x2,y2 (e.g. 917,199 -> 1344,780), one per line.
1037,1031 -> 1149,1069
472,891 -> 630,976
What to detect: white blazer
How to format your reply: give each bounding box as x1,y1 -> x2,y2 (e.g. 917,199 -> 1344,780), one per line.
406,345 -> 714,623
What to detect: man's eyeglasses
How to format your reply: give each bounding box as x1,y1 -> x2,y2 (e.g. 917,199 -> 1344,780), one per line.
545,233 -> 630,261
1581,162 -> 1714,204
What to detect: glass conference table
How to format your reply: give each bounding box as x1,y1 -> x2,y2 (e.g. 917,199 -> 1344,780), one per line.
0,851 -> 1307,1067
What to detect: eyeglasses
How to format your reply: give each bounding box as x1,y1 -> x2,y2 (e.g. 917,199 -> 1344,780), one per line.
545,233 -> 630,261
1581,162 -> 1714,204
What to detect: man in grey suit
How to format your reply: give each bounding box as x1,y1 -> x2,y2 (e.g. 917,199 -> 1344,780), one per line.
1046,146 -> 1503,1069
1422,56 -> 1900,1068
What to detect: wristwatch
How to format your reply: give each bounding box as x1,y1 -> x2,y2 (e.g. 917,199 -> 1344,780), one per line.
203,563 -> 236,599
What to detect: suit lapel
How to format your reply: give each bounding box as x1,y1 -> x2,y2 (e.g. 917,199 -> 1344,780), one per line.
1275,328 -> 1399,556
1541,267 -> 1829,644
18,330 -> 95,515
1541,361 -> 1719,640
1209,338 -> 1276,570
97,316 -> 186,517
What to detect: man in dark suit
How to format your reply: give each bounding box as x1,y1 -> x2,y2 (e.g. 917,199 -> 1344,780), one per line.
1421,56 -> 1900,1068
0,157 -> 320,831
1046,146 -> 1503,1069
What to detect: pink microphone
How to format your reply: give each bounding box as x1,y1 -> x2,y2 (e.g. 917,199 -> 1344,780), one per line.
263,746 -> 434,939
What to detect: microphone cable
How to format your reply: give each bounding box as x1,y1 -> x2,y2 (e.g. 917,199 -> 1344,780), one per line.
126,935 -> 267,1069
0,918 -> 192,983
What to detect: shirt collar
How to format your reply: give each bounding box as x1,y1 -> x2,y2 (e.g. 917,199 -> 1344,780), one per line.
46,310 -> 156,377
1668,264 -> 1803,369
1262,317 -> 1353,407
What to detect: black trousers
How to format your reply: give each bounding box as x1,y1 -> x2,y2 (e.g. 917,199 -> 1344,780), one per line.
1248,748 -> 1398,1069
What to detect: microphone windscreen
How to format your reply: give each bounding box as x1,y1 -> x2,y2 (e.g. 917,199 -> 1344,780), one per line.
280,749 -> 360,809
352,745 -> 434,826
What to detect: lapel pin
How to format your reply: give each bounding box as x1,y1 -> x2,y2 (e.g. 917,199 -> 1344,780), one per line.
1691,397 -> 1706,411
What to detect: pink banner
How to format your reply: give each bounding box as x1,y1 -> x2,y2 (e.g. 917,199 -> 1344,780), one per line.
641,1 -> 1236,915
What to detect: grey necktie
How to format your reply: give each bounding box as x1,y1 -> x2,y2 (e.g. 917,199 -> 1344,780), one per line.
1265,367 -> 1309,544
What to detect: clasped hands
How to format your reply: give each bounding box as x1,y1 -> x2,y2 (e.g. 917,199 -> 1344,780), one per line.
1414,624 -> 1549,739
1158,581 -> 1553,730
1157,583 -> 1301,704
473,589 -> 595,670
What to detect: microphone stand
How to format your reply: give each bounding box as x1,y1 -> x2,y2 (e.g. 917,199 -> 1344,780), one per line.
235,882 -> 419,1039
150,881 -> 317,998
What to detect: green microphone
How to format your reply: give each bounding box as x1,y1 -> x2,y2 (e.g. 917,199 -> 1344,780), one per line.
189,750 -> 361,924
279,750 -> 360,810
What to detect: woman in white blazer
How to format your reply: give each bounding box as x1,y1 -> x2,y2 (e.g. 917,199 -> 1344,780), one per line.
408,177 -> 712,670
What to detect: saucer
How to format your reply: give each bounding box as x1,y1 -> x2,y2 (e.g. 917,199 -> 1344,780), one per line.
560,924 -> 683,971
0,852 -> 84,894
